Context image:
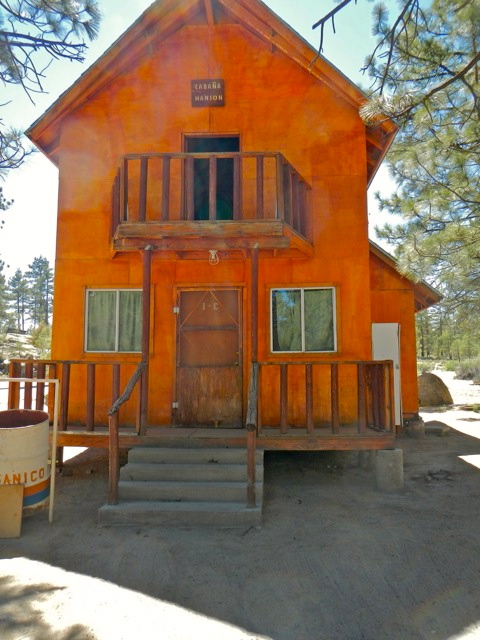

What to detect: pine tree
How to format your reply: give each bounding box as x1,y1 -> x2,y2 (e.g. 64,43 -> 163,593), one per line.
0,1 -> 101,173
7,268 -> 29,332
366,0 -> 480,317
0,260 -> 8,330
25,257 -> 53,328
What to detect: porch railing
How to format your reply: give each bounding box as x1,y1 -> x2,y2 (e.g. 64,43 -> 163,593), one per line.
108,361 -> 147,504
252,360 -> 396,434
6,359 -> 145,433
111,151 -> 311,241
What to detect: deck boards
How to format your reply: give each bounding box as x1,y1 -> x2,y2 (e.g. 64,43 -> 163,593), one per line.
51,426 -> 395,451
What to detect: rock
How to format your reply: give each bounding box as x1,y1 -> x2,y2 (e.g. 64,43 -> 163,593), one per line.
404,416 -> 425,438
424,420 -> 450,436
418,372 -> 454,407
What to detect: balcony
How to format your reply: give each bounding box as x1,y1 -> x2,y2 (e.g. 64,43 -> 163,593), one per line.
110,152 -> 313,257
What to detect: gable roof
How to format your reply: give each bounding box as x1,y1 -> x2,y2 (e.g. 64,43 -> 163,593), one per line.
369,241 -> 442,311
26,0 -> 396,183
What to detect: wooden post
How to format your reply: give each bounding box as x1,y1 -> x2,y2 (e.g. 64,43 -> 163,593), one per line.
306,363 -> 314,433
139,156 -> 148,222
86,363 -> 95,431
120,158 -> 128,222
185,156 -> 194,220
112,172 -> 120,238
8,361 -> 21,409
280,364 -> 288,434
246,424 -> 257,508
276,154 -> 285,220
161,156 -> 170,221
108,364 -> 121,505
60,362 -> 71,431
36,363 -> 46,410
331,363 -> 340,433
108,412 -> 120,505
256,155 -> 264,219
251,246 -> 259,363
357,363 -> 367,433
24,361 -> 33,409
246,362 -> 258,508
386,361 -> 396,433
140,247 -> 152,434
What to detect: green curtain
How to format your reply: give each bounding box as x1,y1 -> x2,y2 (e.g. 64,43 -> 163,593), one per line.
86,290 -> 116,351
272,289 -> 302,351
304,289 -> 334,351
119,290 -> 142,352
86,290 -> 142,352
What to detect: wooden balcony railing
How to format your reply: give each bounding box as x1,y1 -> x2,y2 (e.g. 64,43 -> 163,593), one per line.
252,361 -> 396,435
111,151 -> 311,242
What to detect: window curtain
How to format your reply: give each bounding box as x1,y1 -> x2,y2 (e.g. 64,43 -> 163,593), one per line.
272,288 -> 335,352
272,289 -> 302,351
118,291 -> 142,352
304,289 -> 334,351
86,290 -> 116,351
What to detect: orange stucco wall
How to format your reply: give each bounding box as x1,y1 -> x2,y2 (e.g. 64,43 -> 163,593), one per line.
47,21 -> 418,426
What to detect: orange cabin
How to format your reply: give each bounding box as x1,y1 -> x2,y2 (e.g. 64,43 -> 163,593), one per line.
21,0 -> 439,450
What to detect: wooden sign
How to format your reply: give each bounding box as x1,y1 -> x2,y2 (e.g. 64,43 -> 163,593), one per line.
191,79 -> 225,106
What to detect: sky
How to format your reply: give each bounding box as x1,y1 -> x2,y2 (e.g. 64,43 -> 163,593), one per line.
0,0 -> 396,278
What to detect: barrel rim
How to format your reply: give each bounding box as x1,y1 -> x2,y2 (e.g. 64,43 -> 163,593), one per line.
0,409 -> 49,429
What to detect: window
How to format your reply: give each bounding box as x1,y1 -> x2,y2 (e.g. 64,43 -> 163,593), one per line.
271,287 -> 336,353
85,289 -> 142,352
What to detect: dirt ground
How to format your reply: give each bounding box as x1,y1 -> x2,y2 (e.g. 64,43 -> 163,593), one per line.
1,371 -> 479,640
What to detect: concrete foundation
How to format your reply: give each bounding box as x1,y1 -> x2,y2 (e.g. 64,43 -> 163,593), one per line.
375,448 -> 404,492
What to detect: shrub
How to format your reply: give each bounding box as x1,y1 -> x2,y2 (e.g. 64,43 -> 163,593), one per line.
455,357 -> 480,381
417,360 -> 433,375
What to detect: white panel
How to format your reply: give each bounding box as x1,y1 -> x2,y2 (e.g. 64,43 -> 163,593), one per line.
372,323 -> 402,426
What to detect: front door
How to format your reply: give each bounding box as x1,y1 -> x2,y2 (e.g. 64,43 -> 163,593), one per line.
175,288 -> 243,427
185,136 -> 239,220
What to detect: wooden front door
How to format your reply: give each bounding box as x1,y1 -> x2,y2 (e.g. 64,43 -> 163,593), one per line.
176,288 -> 243,427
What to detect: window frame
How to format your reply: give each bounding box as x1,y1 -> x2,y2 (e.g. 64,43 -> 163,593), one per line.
270,286 -> 337,354
84,288 -> 143,354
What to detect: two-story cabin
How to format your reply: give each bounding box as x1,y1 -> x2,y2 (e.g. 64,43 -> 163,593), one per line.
10,0 -> 439,522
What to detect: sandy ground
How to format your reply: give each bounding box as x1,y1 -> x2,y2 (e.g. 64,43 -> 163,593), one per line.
1,371 -> 480,640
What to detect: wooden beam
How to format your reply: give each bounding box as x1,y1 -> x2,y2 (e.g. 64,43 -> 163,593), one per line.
204,0 -> 215,25
251,246 -> 259,363
51,431 -> 395,451
140,247 -> 152,433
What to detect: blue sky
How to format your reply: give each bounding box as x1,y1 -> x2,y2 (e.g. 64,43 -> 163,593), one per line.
1,0 -> 395,276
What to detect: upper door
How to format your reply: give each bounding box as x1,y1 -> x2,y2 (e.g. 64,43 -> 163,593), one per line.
175,288 -> 243,428
184,135 -> 239,220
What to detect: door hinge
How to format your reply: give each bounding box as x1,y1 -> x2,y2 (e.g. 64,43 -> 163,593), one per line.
172,401 -> 178,409
173,306 -> 179,314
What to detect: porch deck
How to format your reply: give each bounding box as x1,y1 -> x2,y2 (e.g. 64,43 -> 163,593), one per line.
51,425 -> 395,452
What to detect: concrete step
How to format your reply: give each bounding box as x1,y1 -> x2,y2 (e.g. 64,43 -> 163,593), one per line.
119,461 -> 264,483
98,500 -> 262,528
118,479 -> 264,503
128,446 -> 263,465
99,445 -> 264,528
